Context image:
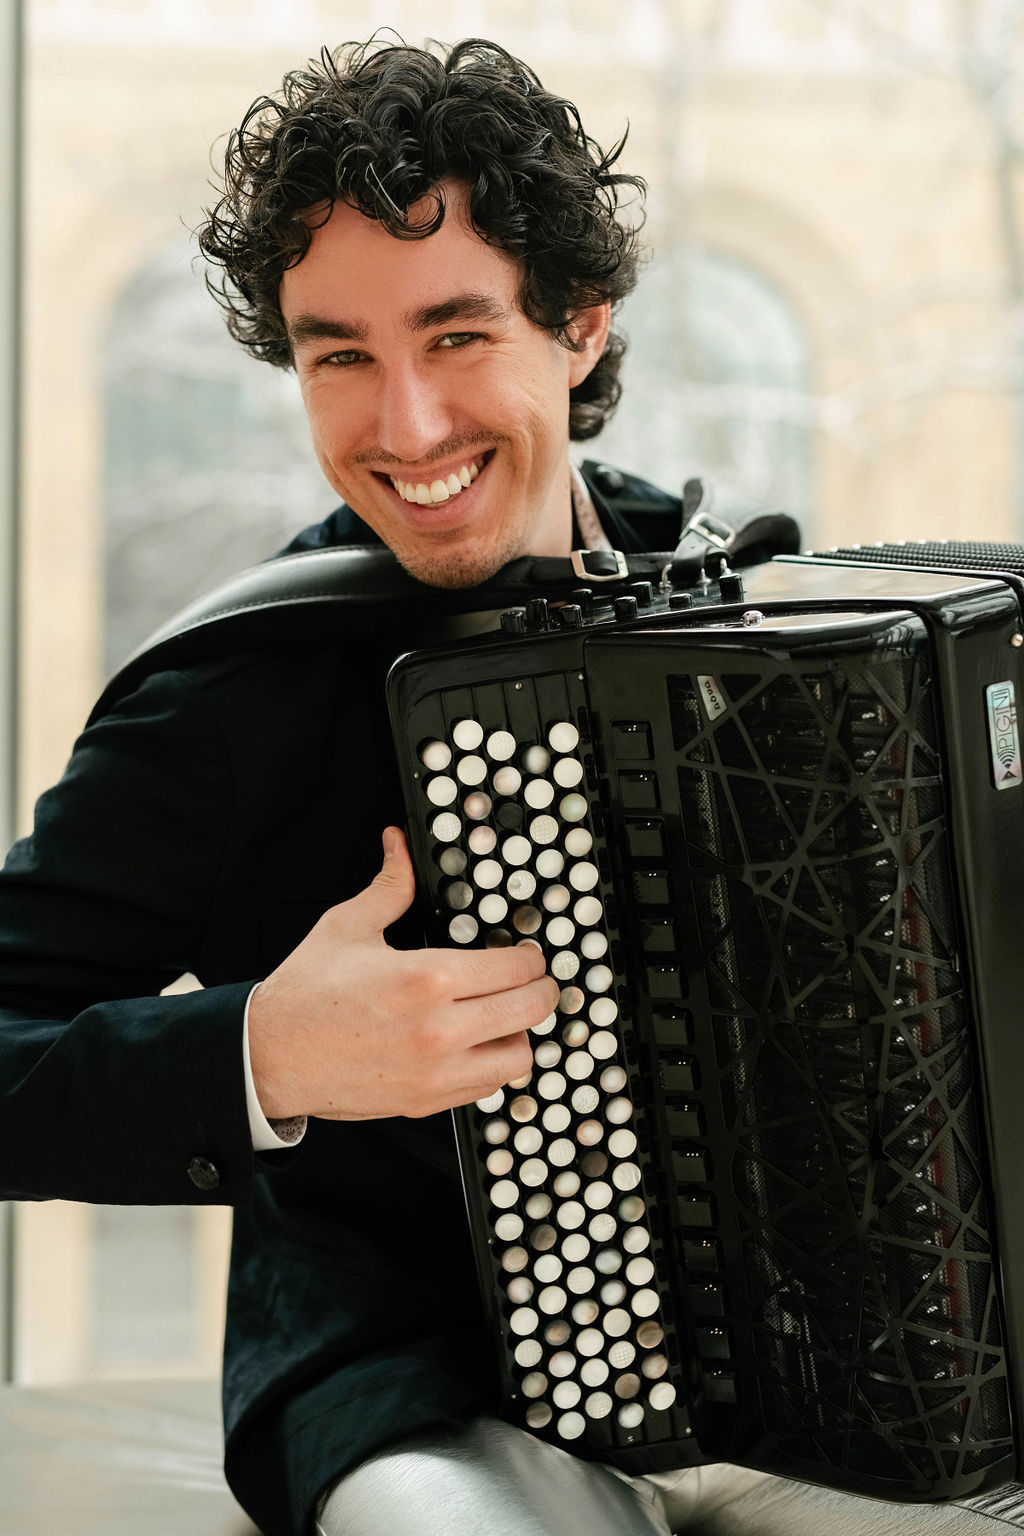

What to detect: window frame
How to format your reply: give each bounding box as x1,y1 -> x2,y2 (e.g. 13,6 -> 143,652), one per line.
0,0 -> 24,1385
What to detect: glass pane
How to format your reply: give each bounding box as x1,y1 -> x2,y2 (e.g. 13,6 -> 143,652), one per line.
14,0 -> 1024,1387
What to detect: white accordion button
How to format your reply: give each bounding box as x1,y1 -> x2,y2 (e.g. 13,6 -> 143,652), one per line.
509,1304 -> 539,1336
507,870 -> 537,901
514,1336 -> 541,1366
478,894 -> 508,925
449,914 -> 478,944
581,1358 -> 609,1387
548,721 -> 580,753
649,1382 -> 677,1411
456,754 -> 487,786
564,827 -> 592,856
535,848 -> 564,878
524,778 -> 555,809
559,794 -> 588,823
420,740 -> 452,771
486,730 -> 517,761
553,756 -> 584,788
522,745 -> 550,774
426,775 -> 457,806
452,719 -> 484,750
468,825 -> 497,855
489,1179 -> 519,1209
569,862 -> 600,892
431,811 -> 461,842
557,1412 -> 586,1441
492,765 -> 521,796
525,1402 -> 552,1428
631,1288 -> 660,1317
529,815 -> 559,844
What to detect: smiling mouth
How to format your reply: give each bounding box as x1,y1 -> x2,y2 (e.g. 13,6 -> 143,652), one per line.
378,453 -> 490,506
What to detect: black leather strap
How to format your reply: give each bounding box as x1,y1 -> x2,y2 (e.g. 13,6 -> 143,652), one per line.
92,498 -> 800,724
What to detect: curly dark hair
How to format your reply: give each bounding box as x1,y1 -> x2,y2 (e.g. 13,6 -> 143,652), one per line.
198,36 -> 645,440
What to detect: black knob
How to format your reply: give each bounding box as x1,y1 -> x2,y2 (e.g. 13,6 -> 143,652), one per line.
558,604 -> 583,629
525,597 -> 550,630
570,586 -> 594,616
629,581 -> 654,608
614,595 -> 639,622
669,592 -> 693,610
719,573 -> 744,603
499,608 -> 526,635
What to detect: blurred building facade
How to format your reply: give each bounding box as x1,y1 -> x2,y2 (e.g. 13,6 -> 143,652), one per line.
15,0 -> 1024,1381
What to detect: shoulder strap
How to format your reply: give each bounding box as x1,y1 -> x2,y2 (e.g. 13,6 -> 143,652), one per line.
91,492 -> 800,723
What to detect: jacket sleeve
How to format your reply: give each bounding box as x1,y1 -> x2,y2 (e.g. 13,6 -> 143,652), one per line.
0,665 -> 259,1205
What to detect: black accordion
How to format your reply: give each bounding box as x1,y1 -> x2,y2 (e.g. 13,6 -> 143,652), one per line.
387,541 -> 1024,1503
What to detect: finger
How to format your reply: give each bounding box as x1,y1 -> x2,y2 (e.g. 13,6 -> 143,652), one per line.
442,939 -> 550,1002
334,826 -> 416,939
454,1030 -> 536,1108
453,973 -> 561,1048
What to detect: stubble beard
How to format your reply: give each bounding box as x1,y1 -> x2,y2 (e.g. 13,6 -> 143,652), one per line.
387,520 -> 528,591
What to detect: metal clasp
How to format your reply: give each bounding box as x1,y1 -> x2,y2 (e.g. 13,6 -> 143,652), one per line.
570,549 -> 629,582
685,512 -> 734,553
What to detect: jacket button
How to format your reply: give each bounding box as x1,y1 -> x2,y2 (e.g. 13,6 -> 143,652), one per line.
187,1155 -> 220,1191
592,463 -> 625,495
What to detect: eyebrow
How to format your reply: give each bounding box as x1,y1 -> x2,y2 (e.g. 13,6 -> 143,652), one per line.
287,291 -> 511,349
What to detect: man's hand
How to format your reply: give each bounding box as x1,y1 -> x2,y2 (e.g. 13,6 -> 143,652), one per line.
247,826 -> 559,1121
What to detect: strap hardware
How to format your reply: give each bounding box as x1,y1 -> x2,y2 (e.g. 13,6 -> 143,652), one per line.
570,549 -> 629,582
684,511 -> 735,553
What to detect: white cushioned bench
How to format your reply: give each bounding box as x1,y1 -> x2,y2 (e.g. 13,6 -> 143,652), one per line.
0,1378 -> 258,1536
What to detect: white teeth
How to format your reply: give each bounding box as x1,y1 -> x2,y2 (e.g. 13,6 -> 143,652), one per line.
390,459 -> 484,505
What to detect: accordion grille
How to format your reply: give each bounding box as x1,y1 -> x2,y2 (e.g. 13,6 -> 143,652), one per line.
667,648 -> 1012,1483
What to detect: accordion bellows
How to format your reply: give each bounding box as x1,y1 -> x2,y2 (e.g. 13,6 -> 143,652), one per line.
388,545 -> 1024,1502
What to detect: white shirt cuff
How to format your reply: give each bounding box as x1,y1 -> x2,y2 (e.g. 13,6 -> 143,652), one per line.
243,984 -> 307,1151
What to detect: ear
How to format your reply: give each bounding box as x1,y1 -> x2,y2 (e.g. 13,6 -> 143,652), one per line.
566,303 -> 612,389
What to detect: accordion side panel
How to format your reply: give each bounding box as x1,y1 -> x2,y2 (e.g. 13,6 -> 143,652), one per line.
585,616 -> 1013,1498
387,585 -> 1018,1501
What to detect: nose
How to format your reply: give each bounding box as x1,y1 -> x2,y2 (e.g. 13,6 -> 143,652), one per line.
376,360 -> 456,465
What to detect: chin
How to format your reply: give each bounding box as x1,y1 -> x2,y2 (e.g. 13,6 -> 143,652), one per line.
391,533 -> 522,591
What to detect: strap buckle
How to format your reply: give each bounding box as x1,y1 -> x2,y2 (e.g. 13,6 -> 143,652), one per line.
684,511 -> 735,553
570,549 -> 629,582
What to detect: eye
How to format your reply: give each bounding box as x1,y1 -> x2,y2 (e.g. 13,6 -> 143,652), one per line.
320,349 -> 366,367
435,332 -> 480,351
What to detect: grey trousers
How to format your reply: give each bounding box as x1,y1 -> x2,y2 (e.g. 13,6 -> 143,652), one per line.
316,1415 -> 1024,1536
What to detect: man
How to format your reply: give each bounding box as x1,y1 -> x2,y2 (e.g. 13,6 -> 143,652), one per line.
0,36 -> 754,1536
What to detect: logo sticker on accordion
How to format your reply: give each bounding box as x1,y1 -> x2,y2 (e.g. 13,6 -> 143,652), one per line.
415,709 -> 681,1448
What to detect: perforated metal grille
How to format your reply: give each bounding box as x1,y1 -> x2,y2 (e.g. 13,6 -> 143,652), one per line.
819,541 -> 1024,572
668,650 -> 1012,1485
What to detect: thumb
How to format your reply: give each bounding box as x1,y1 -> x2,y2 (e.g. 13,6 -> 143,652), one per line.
341,826 -> 417,938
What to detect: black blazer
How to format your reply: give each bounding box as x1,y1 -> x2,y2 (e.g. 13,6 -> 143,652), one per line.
0,463 -> 682,1536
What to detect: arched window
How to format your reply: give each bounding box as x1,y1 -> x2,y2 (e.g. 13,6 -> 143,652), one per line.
102,240 -> 334,672
592,245 -> 814,540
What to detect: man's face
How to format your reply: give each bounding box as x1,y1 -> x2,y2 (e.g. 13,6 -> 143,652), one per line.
280,183 -> 610,588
